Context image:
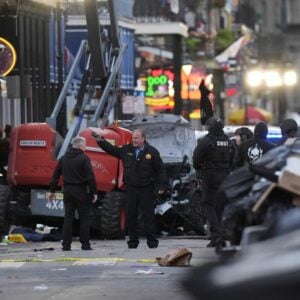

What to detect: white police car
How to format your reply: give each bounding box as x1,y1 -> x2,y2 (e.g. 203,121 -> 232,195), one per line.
196,125 -> 282,144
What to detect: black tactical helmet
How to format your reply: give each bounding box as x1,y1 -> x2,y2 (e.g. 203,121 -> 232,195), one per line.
206,117 -> 224,132
280,118 -> 298,135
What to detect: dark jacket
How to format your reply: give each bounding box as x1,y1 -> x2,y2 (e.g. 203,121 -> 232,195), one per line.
199,80 -> 213,126
97,139 -> 167,188
234,123 -> 275,167
193,130 -> 234,171
50,148 -> 97,196
0,137 -> 9,168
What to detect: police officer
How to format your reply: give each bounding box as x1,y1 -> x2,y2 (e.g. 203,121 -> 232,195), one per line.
193,117 -> 234,247
234,122 -> 275,167
92,128 -> 167,249
49,136 -> 97,251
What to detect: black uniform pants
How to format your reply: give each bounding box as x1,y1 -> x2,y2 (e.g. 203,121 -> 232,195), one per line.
125,185 -> 157,243
63,187 -> 91,248
201,169 -> 228,242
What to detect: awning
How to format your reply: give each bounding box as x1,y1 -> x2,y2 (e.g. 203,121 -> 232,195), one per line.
228,106 -> 273,125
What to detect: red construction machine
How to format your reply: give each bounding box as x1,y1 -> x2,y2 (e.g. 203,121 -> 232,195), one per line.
0,0 -> 131,239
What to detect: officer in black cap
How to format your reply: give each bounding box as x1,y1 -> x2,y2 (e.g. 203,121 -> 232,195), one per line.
278,118 -> 298,145
193,117 -> 234,247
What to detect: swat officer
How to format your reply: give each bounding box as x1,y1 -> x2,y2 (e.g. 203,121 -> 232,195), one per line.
193,117 -> 234,247
92,128 -> 168,249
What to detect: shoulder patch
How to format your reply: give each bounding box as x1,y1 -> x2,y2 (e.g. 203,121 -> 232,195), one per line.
146,153 -> 151,159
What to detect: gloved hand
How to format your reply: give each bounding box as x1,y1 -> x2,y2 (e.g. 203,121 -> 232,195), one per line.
196,170 -> 203,180
91,131 -> 104,142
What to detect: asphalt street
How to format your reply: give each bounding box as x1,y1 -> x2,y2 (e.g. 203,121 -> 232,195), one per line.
0,237 -> 218,300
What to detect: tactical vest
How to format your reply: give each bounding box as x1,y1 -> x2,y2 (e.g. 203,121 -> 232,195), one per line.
203,134 -> 232,169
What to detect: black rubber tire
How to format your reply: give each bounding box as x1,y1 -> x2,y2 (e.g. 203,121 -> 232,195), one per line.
10,190 -> 34,227
101,191 -> 126,239
89,205 -> 102,238
186,190 -> 206,235
0,185 -> 10,239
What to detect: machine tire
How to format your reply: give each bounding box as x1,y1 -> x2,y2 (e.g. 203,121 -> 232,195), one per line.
10,190 -> 34,227
101,191 -> 126,239
186,190 -> 206,235
0,185 -> 10,239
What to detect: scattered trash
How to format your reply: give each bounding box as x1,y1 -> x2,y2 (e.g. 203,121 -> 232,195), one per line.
8,234 -> 27,243
33,284 -> 48,291
156,248 -> 192,267
33,247 -> 55,252
51,268 -> 67,271
135,268 -> 164,275
0,237 -> 9,245
11,227 -> 61,242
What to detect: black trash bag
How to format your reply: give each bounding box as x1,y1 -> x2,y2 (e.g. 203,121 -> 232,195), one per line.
250,138 -> 300,181
222,180 -> 272,245
219,166 -> 255,201
222,194 -> 259,245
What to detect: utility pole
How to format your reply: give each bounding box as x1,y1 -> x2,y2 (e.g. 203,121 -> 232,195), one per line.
206,0 -> 214,58
56,0 -> 66,135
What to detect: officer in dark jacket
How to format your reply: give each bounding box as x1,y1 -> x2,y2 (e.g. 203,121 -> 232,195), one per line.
49,136 -> 97,251
234,122 -> 275,167
193,117 -> 234,247
92,128 -> 167,249
0,124 -> 12,184
278,118 -> 298,145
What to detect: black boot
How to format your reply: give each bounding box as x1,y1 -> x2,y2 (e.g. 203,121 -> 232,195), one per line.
206,240 -> 216,248
127,240 -> 139,249
147,239 -> 159,249
62,243 -> 71,251
81,243 -> 93,250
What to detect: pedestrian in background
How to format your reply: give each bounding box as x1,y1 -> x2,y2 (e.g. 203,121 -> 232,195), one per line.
278,118 -> 298,145
199,79 -> 213,126
92,128 -> 168,249
234,121 -> 275,167
0,124 -> 12,184
233,126 -> 253,148
193,117 -> 234,247
49,136 -> 97,251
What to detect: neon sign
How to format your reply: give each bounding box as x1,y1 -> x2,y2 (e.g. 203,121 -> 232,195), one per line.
0,37 -> 17,76
146,74 -> 169,97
